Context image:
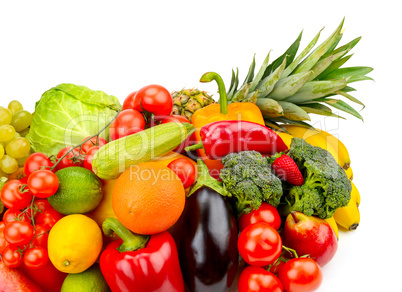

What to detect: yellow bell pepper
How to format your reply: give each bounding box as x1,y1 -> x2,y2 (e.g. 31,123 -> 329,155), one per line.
191,72 -> 265,177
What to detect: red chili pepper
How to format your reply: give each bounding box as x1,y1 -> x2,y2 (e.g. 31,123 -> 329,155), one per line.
100,218 -> 185,292
187,120 -> 288,159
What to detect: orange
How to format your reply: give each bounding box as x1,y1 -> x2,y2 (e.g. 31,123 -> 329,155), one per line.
112,161 -> 185,235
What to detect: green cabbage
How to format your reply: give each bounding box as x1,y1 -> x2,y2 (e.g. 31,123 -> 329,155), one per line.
27,83 -> 121,156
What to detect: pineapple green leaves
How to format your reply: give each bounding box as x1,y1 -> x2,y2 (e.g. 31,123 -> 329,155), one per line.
225,19 -> 373,127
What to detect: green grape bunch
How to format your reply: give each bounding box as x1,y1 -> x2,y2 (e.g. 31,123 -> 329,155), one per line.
0,100 -> 33,176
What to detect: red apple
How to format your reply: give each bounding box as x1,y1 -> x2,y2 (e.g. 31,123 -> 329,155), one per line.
281,211 -> 337,267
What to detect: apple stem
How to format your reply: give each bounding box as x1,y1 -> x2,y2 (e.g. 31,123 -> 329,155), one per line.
290,211 -> 299,223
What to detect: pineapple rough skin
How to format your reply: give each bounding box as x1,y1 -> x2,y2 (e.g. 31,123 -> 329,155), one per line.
171,89 -> 215,121
281,137 -> 352,219
220,151 -> 283,215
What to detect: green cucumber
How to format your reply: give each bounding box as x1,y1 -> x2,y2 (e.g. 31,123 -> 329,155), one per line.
92,122 -> 194,180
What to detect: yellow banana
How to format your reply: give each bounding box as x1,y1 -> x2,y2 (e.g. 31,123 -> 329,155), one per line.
275,131 -> 293,149
280,125 -> 350,170
317,129 -> 351,170
345,166 -> 353,180
325,216 -> 339,240
333,197 -> 360,231
350,181 -> 360,207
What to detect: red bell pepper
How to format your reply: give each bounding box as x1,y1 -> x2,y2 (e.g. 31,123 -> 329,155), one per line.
19,260 -> 67,292
187,120 -> 288,159
100,218 -> 185,292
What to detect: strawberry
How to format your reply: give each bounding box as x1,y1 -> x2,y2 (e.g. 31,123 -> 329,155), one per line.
271,154 -> 304,186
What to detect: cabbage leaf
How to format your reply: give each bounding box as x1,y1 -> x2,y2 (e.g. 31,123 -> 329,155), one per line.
27,83 -> 121,156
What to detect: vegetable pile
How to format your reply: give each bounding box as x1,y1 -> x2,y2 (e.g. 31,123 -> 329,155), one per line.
1,20 -> 367,292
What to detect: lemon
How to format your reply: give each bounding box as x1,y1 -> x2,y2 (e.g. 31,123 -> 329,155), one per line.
61,264 -> 110,292
48,214 -> 103,274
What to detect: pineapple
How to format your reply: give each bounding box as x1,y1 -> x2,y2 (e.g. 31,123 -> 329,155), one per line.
225,19 -> 373,128
171,89 -> 215,121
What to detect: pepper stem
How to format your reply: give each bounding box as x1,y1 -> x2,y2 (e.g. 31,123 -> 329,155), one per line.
200,72 -> 228,115
185,142 -> 204,152
102,217 -> 149,253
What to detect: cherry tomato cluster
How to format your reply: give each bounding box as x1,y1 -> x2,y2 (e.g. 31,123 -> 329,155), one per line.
115,85 -> 189,142
0,179 -> 63,270
0,135 -> 106,270
236,203 -> 323,292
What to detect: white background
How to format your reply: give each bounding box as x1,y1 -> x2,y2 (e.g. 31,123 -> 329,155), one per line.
1,1 -> 401,291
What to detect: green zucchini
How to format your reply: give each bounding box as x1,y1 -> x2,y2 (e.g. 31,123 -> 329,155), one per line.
92,122 -> 194,180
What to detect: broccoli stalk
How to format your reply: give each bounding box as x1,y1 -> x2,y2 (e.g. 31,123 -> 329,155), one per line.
279,138 -> 352,219
220,151 -> 283,216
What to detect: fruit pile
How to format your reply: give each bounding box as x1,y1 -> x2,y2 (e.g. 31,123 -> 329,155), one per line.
0,20 -> 367,292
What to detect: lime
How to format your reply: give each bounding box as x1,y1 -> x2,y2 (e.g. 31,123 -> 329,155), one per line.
48,167 -> 103,215
61,264 -> 110,292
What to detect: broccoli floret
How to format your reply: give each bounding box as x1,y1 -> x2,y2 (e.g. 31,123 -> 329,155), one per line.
280,137 -> 351,219
220,151 -> 283,215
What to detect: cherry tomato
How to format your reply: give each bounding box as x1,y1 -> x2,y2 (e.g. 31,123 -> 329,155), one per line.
0,221 -> 9,254
238,266 -> 283,292
23,247 -> 49,270
167,158 -> 196,189
32,224 -> 50,249
81,136 -> 107,153
161,115 -> 195,152
122,91 -> 139,111
35,208 -> 63,229
24,153 -> 54,176
2,245 -> 23,268
27,170 -> 59,198
238,203 -> 281,232
56,147 -> 84,169
1,180 -> 33,210
83,146 -> 100,171
135,84 -> 173,119
2,209 -> 31,225
4,221 -> 34,246
34,199 -> 53,213
238,222 -> 282,266
109,109 -> 145,140
278,258 -> 323,292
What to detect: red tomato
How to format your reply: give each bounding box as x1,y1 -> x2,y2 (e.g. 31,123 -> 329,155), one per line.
135,84 -> 173,119
1,180 -> 33,210
35,209 -> 63,229
238,266 -> 283,292
238,203 -> 281,232
32,224 -> 50,249
23,247 -> 49,270
109,109 -> 145,140
2,245 -> 23,268
167,158 -> 196,189
278,258 -> 323,292
4,221 -> 34,246
24,153 -> 54,176
0,221 -> 9,254
2,209 -> 31,225
161,115 -> 195,152
81,136 -> 107,153
56,147 -> 84,169
238,222 -> 282,266
27,170 -> 59,198
83,146 -> 100,171
122,91 -> 139,111
34,199 -> 53,213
